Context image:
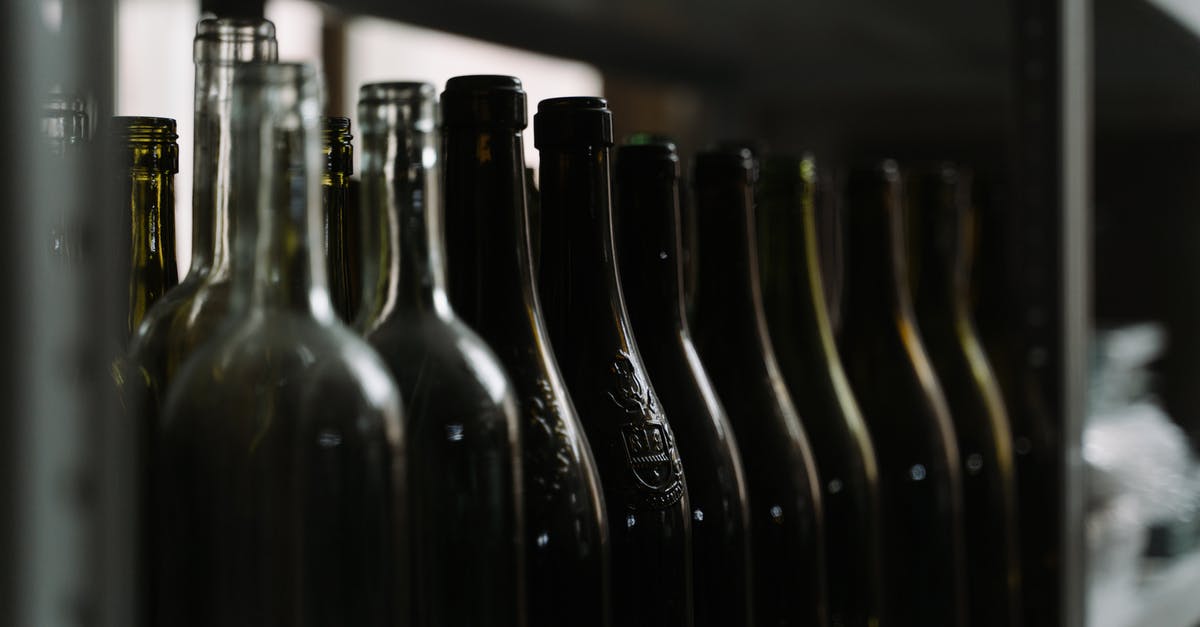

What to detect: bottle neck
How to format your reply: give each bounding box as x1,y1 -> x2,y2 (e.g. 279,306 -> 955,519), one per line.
190,23 -> 278,278
614,155 -> 687,337
910,172 -> 973,327
842,170 -> 915,335
759,159 -> 834,346
693,167 -> 769,343
228,66 -> 333,321
442,125 -> 536,328
358,101 -> 447,328
121,131 -> 180,336
537,145 -> 627,343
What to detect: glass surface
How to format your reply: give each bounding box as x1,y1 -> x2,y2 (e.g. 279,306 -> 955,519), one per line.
536,97 -> 693,627
691,148 -> 828,627
129,17 -> 278,418
758,155 -> 884,627
440,75 -> 610,627
613,140 -> 753,627
837,160 -> 967,626
357,81 -> 524,627
113,116 -> 180,340
323,115 -> 356,323
908,165 -> 1021,627
154,62 -> 405,627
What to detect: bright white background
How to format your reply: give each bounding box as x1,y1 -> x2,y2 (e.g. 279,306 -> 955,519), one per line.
116,0 -> 601,276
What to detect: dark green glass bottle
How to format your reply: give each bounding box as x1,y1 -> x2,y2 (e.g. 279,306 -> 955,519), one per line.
357,81 -> 524,627
536,97 -> 693,627
129,17 -> 277,415
113,116 -> 180,339
907,164 -> 1020,627
613,139 -> 753,627
155,62 -> 405,627
323,115 -> 356,323
691,147 -> 828,627
838,160 -> 967,626
758,155 -> 883,627
440,75 -> 610,627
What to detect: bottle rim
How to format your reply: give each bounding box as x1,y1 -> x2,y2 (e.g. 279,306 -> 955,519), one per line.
112,116 -> 178,142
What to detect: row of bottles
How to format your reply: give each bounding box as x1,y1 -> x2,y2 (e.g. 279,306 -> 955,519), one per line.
43,15 -> 1035,627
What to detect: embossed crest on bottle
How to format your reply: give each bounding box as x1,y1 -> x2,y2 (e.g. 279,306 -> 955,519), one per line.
609,351 -> 685,510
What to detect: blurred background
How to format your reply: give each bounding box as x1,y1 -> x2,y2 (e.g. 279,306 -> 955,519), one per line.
8,0 -> 1200,625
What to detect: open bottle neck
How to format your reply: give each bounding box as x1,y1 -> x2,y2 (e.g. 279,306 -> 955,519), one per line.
189,17 -> 278,279
357,83 -> 448,328
227,62 -> 334,322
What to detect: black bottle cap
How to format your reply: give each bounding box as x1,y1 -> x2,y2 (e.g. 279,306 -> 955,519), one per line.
694,146 -> 757,184
441,75 -> 527,129
533,97 -> 613,149
616,138 -> 679,180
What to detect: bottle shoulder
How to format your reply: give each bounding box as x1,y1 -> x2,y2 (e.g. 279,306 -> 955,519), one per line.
161,312 -> 402,432
368,309 -> 518,414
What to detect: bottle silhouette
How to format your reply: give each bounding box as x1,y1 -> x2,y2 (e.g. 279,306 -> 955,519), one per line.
613,139 -> 754,627
154,61 -> 405,627
322,115 -> 355,323
837,160 -> 967,626
758,154 -> 883,627
907,164 -> 1020,627
536,97 -> 694,627
691,147 -> 828,627
440,75 -> 610,627
357,81 -> 525,627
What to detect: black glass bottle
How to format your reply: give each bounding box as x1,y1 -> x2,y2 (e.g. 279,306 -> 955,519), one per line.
440,75 -> 609,627
838,160 -> 967,626
758,155 -> 883,627
322,115 -> 355,323
907,164 -> 1020,627
613,139 -> 753,627
129,17 -> 277,414
155,61 -> 404,627
113,116 -> 180,339
691,147 -> 828,627
357,81 -> 524,627
535,97 -> 693,627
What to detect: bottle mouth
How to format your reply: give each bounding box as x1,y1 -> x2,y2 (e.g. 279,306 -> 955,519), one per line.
441,75 -> 527,129
358,82 -> 438,132
194,17 -> 278,64
322,116 -> 354,177
112,116 -> 178,142
616,140 -> 680,179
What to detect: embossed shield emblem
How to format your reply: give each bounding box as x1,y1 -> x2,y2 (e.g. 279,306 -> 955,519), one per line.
621,422 -> 679,494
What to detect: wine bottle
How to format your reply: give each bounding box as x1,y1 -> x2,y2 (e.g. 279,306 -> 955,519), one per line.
129,17 -> 277,413
691,147 -> 828,627
536,97 -> 693,627
837,160 -> 967,626
357,81 -> 525,627
113,116 -> 180,339
757,154 -> 883,627
155,61 -> 405,627
440,75 -> 610,627
907,164 -> 1021,627
42,92 -> 90,267
613,139 -> 753,627
322,115 -> 356,323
